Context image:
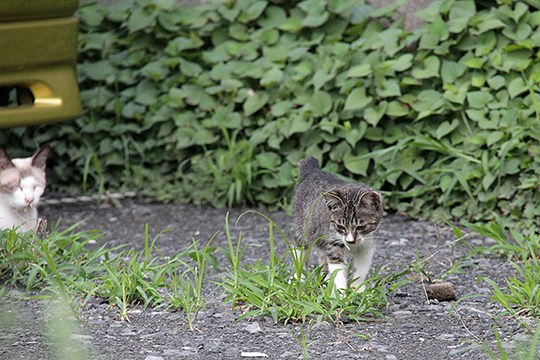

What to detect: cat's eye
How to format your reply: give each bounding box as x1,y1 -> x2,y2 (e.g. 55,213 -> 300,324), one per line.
334,223 -> 347,233
357,223 -> 377,233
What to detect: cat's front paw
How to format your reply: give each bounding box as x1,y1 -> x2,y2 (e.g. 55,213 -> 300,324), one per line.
328,263 -> 348,297
351,278 -> 367,293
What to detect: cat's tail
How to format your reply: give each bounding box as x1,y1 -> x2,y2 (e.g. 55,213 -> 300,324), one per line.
298,156 -> 320,178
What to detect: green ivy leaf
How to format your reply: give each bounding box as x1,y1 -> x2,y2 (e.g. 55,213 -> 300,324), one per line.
310,91 -> 333,117
386,101 -> 409,117
243,92 -> 269,115
271,101 -> 293,117
82,60 -> 115,81
486,131 -> 504,146
347,64 -> 371,77
391,54 -> 414,72
260,67 -> 284,86
238,1 -> 267,23
412,56 -> 440,79
377,79 -> 401,98
441,60 -> 467,83
482,172 -> 496,191
507,77 -> 528,98
447,0 -> 476,33
179,59 -> 203,77
279,10 -> 302,32
487,75 -> 506,90
344,88 -> 372,111
462,57 -> 484,69
364,102 -> 388,127
256,152 -> 281,169
435,119 -> 459,139
128,7 -> 155,33
287,115 -> 312,136
476,17 -> 506,34
141,61 -> 169,81
344,122 -> 367,147
344,153 -> 369,176
467,91 -> 494,108
258,6 -> 286,28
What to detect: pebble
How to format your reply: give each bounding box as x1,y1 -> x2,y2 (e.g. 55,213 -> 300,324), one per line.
448,344 -> 480,356
425,282 -> 457,301
390,238 -> 410,246
371,343 -> 389,353
436,333 -> 456,341
121,329 -> 141,336
311,321 -> 333,332
244,322 -> 263,334
241,351 -> 268,357
392,310 -> 412,318
144,356 -> 164,360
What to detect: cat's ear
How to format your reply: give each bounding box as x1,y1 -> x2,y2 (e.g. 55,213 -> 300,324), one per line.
358,191 -> 382,212
0,148 -> 14,170
32,146 -> 50,170
323,189 -> 345,213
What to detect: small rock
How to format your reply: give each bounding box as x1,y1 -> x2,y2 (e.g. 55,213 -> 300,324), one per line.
390,238 -> 409,246
394,290 -> 409,297
436,333 -> 456,341
392,310 -> 412,318
386,355 -> 397,360
311,321 -> 333,332
241,351 -> 268,357
244,322 -> 262,334
144,357 -> 164,360
512,332 -> 530,342
425,282 -> 457,301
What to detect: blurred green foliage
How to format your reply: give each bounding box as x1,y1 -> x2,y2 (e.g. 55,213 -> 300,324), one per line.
2,0 -> 540,227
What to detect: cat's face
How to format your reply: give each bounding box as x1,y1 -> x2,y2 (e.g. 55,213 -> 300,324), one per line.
323,187 -> 383,245
0,147 -> 49,209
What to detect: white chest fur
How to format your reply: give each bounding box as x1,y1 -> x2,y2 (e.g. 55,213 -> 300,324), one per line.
0,201 -> 37,233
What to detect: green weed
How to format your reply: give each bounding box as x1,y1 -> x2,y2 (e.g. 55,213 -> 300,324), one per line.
293,320 -> 314,360
0,224 -> 217,326
463,216 -> 540,260
485,257 -> 540,319
463,217 -> 540,321
483,323 -> 540,360
0,224 -> 105,293
169,236 -> 218,330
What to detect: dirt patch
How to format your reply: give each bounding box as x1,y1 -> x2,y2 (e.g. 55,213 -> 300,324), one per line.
0,200 -> 527,359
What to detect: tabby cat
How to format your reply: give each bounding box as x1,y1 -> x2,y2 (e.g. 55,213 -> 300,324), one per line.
292,157 -> 383,293
0,146 -> 50,232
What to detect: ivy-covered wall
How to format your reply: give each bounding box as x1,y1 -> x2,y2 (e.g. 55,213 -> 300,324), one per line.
2,0 -> 540,228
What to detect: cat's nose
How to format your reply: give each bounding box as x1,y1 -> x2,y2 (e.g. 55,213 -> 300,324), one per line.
24,195 -> 34,205
345,233 -> 355,243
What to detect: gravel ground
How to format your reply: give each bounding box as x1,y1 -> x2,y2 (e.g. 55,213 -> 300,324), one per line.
0,199 -> 533,359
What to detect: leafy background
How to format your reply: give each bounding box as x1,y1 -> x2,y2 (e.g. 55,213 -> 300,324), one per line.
2,0 -> 540,228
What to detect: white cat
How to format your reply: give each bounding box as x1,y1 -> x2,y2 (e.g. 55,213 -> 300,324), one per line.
0,146 -> 50,233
